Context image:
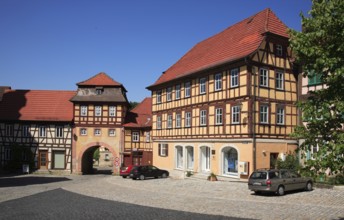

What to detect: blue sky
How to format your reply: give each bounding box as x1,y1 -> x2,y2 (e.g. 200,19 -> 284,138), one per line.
0,0 -> 312,102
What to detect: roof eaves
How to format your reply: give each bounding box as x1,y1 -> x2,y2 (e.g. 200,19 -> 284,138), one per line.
147,55 -> 249,90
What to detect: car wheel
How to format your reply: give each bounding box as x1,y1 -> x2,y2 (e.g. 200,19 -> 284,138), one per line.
162,173 -> 167,178
277,185 -> 285,196
139,174 -> 145,180
305,181 -> 313,191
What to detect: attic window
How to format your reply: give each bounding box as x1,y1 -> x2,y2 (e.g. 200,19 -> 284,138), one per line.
96,87 -> 103,95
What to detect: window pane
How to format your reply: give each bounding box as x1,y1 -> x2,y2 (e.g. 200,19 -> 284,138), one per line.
260,69 -> 268,87
231,69 -> 239,87
215,73 -> 222,91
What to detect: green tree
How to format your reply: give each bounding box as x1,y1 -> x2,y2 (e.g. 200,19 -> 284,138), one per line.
129,101 -> 139,110
93,148 -> 100,164
289,0 -> 344,176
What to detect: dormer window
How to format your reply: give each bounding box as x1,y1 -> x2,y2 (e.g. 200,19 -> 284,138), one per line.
276,44 -> 283,57
96,87 -> 103,95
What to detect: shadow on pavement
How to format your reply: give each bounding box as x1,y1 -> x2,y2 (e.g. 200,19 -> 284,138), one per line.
0,188 -> 252,220
0,176 -> 71,187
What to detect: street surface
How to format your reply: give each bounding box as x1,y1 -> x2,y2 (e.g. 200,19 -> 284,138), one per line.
0,174 -> 343,220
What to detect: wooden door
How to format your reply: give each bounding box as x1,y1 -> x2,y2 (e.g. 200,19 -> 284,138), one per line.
39,151 -> 48,169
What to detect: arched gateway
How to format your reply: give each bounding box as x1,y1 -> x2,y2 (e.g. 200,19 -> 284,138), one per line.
77,142 -> 119,174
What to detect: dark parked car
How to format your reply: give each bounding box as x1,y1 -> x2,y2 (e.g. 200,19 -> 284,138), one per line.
120,165 -> 136,178
130,165 -> 169,180
248,169 -> 313,196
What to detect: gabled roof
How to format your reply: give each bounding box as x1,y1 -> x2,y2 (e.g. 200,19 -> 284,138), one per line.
148,8 -> 289,88
77,72 -> 123,87
123,97 -> 152,128
0,89 -> 75,122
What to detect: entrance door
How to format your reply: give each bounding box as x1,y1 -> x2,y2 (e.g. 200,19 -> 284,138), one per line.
39,151 -> 48,169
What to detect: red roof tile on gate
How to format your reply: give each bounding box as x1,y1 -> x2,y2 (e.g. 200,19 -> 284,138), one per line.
124,97 -> 152,128
148,8 -> 289,88
77,72 -> 122,86
0,89 -> 75,122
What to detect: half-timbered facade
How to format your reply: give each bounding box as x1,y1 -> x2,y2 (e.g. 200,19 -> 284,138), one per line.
0,87 -> 75,173
70,72 -> 129,174
123,97 -> 153,166
147,8 -> 299,180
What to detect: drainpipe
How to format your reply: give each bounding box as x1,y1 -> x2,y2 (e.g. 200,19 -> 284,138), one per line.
252,66 -> 257,171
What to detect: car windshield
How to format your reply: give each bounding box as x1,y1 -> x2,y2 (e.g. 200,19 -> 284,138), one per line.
250,172 -> 267,179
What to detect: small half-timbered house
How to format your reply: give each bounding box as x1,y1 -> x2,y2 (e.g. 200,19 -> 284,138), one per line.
70,72 -> 129,174
123,97 -> 153,166
0,87 -> 75,173
147,8 -> 299,180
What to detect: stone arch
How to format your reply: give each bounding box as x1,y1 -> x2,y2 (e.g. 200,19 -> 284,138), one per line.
77,142 -> 119,174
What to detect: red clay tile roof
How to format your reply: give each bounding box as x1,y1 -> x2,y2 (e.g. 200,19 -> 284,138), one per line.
148,8 -> 289,88
124,97 -> 152,128
77,72 -> 123,87
0,89 -> 75,122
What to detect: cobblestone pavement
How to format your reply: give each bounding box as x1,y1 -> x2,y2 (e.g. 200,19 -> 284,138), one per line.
0,174 -> 343,220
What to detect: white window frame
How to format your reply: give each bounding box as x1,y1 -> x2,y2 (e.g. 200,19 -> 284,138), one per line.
186,146 -> 194,170
200,110 -> 207,126
260,105 -> 269,124
199,77 -> 206,94
276,107 -> 285,125
215,108 -> 223,125
5,124 -> 13,136
156,90 -> 162,104
109,106 -> 116,117
159,143 -> 168,157
81,105 -> 88,116
176,146 -> 183,169
276,70 -> 284,90
108,129 -> 116,137
22,125 -> 30,137
95,106 -> 102,117
157,116 -> 162,129
185,82 -> 191,98
96,88 -> 103,95
132,131 -> 139,142
175,84 -> 181,100
176,113 -> 181,128
232,106 -> 240,124
80,128 -> 87,136
185,112 -> 191,127
215,73 -> 222,91
167,115 -> 173,128
231,68 -> 239,87
94,128 -> 101,136
260,68 -> 269,87
56,126 -> 63,138
39,126 -> 46,137
166,87 -> 172,101
145,131 -> 150,142
276,44 -> 283,56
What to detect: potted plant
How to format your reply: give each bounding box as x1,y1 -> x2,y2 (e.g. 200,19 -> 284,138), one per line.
208,172 -> 218,181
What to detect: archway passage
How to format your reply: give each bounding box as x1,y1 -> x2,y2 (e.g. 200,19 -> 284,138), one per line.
81,146 -> 113,175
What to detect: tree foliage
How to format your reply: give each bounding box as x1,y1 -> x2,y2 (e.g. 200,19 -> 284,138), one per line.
129,101 -> 139,110
289,0 -> 344,176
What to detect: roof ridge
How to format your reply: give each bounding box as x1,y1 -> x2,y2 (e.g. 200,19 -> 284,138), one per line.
77,72 -> 123,86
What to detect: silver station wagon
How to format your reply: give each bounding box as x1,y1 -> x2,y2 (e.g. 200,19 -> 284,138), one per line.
248,169 -> 313,196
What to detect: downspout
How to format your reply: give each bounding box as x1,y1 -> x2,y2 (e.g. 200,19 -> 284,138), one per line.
252,66 -> 257,172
